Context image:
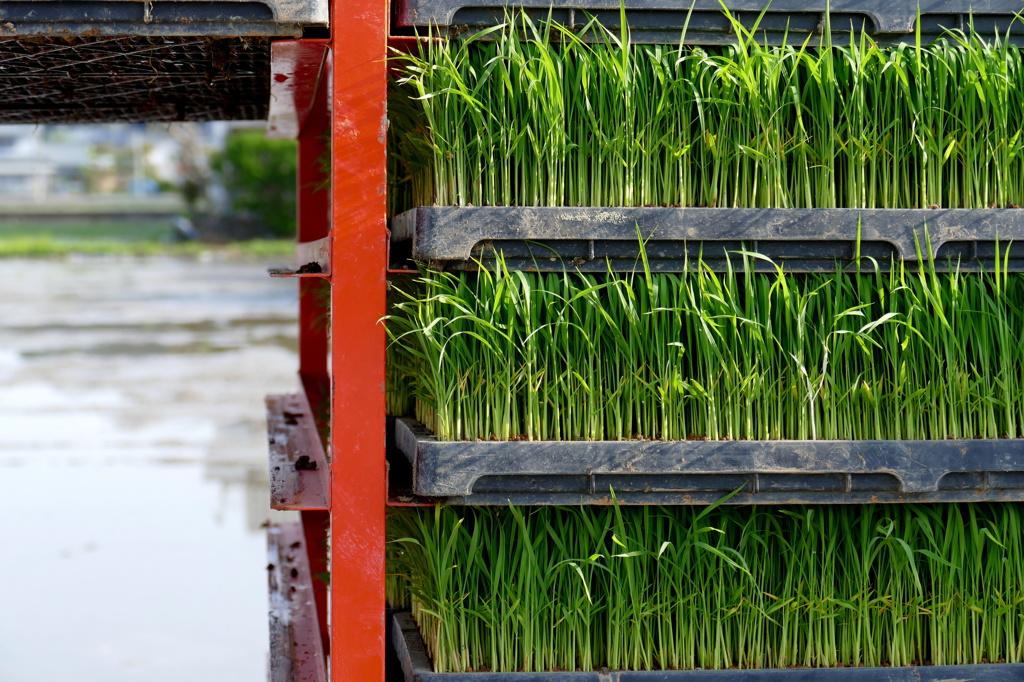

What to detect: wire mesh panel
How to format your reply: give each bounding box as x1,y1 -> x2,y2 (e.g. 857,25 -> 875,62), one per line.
0,35 -> 270,122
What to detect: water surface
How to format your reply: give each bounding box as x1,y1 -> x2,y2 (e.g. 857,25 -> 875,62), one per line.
0,257 -> 298,682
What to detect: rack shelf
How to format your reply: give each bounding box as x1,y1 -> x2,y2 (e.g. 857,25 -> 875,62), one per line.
266,0 -> 1024,676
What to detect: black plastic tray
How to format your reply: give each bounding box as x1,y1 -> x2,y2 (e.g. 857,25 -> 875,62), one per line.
392,0 -> 1024,45
395,418 -> 1024,505
393,612 -> 1024,681
0,0 -> 326,37
391,207 -> 1024,272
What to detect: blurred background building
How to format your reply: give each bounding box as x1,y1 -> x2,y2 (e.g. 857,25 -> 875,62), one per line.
0,121 -> 295,241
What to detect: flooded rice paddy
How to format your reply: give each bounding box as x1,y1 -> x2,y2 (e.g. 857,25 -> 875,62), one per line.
0,257 -> 298,682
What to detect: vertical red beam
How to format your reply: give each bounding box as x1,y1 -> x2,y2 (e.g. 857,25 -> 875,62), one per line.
297,90 -> 331,381
296,82 -> 333,659
329,0 -> 389,676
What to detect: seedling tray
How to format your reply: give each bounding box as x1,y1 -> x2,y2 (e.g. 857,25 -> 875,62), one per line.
391,207 -> 1024,273
0,0 -> 327,37
394,418 -> 1024,505
392,0 -> 1024,45
393,612 -> 1024,681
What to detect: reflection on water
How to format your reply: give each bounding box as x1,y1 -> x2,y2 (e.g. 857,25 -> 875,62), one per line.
0,257 -> 298,682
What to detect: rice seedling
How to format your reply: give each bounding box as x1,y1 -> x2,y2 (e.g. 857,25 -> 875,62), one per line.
389,13 -> 1024,211
388,502 -> 1024,672
384,15 -> 1024,678
386,248 -> 1024,442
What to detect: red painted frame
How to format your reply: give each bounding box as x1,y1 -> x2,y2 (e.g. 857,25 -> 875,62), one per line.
275,3 -> 388,675
328,0 -> 389,678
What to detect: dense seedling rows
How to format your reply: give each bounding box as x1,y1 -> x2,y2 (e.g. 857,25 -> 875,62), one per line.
390,16 -> 1024,211
387,253 -> 1024,442
385,12 -> 1024,675
388,503 -> 1024,672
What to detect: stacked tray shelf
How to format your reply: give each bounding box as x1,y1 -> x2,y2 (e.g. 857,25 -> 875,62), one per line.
384,4 -> 1024,680
387,207 -> 1024,675
392,0 -> 1024,44
389,205 -> 1024,506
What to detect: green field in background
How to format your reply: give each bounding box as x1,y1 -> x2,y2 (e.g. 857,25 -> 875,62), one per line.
0,220 -> 175,242
0,220 -> 293,259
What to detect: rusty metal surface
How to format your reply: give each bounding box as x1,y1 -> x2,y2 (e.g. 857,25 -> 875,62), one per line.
267,391 -> 330,510
0,35 -> 269,123
294,110 -> 332,379
267,522 -> 329,682
300,510 -> 331,659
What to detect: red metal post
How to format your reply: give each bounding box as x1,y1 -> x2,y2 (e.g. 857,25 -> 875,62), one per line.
329,0 -> 389,677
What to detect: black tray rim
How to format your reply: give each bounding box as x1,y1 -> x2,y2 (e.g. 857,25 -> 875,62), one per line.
395,417 -> 1024,505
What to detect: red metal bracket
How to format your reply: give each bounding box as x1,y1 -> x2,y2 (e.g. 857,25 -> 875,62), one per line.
267,39 -> 331,140
268,236 -> 333,278
266,390 -> 330,511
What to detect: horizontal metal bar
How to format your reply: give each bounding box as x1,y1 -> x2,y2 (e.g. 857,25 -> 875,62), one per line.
0,21 -> 305,37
